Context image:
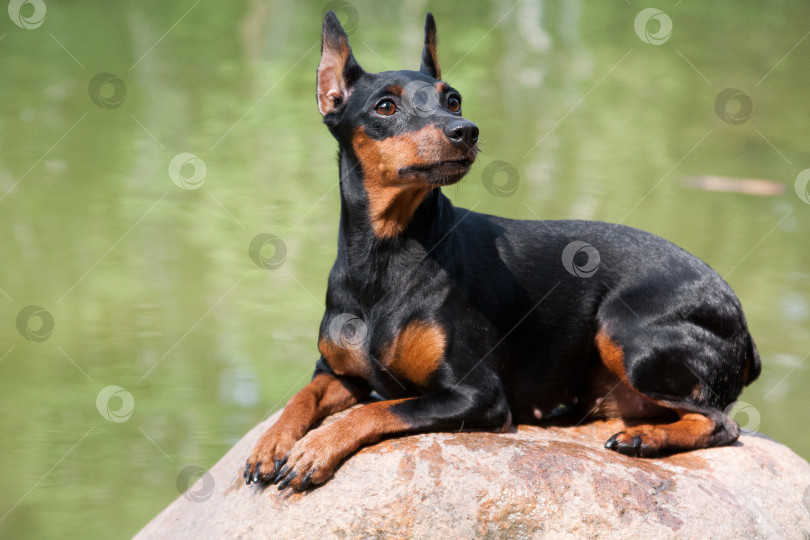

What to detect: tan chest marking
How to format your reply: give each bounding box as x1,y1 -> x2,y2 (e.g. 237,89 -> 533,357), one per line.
383,320 -> 446,387
318,337 -> 370,379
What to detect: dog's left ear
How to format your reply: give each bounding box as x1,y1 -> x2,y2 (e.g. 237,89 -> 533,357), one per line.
419,12 -> 441,79
317,10 -> 365,116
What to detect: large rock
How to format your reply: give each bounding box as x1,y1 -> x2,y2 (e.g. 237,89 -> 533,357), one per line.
137,406 -> 810,539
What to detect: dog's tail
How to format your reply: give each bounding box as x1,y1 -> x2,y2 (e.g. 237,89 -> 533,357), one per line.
743,332 -> 762,386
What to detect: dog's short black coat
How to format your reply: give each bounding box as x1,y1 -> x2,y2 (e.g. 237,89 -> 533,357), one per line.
243,11 -> 761,491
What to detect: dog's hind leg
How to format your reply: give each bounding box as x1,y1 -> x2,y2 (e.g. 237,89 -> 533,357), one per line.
595,328 -> 743,457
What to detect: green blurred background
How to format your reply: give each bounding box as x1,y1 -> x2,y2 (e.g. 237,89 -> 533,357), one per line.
1,0 -> 809,537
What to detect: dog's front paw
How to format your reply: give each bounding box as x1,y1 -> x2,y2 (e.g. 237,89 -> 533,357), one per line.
243,424 -> 300,485
604,427 -> 663,458
274,426 -> 350,491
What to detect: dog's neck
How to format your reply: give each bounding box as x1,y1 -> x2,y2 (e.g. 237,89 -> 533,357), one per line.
335,148 -> 456,270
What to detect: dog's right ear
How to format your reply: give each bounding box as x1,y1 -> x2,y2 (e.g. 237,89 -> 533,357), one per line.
317,11 -> 365,116
419,12 -> 440,79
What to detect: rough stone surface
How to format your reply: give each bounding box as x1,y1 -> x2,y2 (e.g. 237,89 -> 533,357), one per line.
137,406 -> 810,539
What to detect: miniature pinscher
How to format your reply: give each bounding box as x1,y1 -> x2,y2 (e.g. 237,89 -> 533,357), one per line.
243,11 -> 761,491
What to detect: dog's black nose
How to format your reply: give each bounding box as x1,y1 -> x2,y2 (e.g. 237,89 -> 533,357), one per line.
443,120 -> 479,147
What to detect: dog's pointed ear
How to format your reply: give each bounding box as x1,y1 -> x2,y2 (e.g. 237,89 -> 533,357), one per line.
317,10 -> 365,116
419,12 -> 441,79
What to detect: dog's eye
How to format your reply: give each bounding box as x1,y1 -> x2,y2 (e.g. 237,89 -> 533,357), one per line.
375,100 -> 397,116
448,96 -> 461,113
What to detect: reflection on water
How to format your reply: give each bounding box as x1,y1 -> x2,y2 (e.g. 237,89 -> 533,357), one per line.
1,1 -> 809,537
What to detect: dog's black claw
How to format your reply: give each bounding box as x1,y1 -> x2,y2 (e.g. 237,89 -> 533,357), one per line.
299,471 -> 314,491
274,459 -> 283,475
632,436 -> 642,452
273,465 -> 291,486
604,434 -> 619,450
243,463 -> 250,480
278,471 -> 297,490
252,461 -> 262,484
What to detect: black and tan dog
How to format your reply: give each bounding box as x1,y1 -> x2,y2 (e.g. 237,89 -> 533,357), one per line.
243,11 -> 760,491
